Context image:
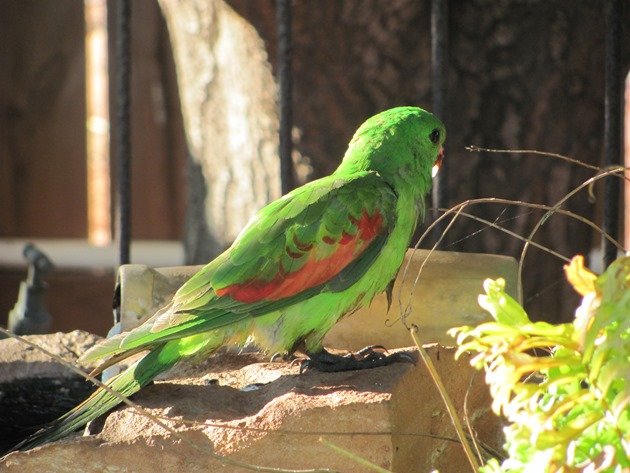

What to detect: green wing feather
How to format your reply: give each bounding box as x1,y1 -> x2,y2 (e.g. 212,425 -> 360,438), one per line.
81,171 -> 397,365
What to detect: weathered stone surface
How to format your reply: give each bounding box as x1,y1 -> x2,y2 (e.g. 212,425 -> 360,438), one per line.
0,330 -> 101,382
159,0 -> 282,262
327,249 -> 519,349
1,346 -> 504,472
117,249 -> 519,348
0,331 -> 101,454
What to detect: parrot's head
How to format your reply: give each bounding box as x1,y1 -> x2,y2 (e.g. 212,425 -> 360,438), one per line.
337,106 -> 446,197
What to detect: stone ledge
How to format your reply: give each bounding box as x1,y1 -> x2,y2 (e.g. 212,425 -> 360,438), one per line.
0,331 -> 102,453
115,249 -> 520,349
2,345 -> 504,473
0,330 -> 101,383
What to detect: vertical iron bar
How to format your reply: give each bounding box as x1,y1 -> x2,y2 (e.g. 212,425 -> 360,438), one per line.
431,0 -> 448,243
603,0 -> 621,268
115,0 -> 131,266
276,0 -> 294,194
624,73 -> 630,251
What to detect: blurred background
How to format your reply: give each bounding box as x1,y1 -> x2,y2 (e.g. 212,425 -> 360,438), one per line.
1,0 -> 629,336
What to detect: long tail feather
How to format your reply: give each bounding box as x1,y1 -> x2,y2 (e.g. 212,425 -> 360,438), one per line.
10,343 -> 178,452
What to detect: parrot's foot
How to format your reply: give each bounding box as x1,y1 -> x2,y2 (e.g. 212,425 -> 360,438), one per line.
270,352 -> 295,363
301,346 -> 414,373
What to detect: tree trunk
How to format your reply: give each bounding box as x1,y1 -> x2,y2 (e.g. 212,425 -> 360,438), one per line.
158,0 -> 282,263
160,0 -> 629,322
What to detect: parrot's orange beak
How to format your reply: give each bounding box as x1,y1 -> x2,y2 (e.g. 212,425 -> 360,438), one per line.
432,146 -> 444,178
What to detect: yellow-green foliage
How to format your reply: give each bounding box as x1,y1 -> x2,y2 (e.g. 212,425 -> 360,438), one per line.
449,256 -> 629,472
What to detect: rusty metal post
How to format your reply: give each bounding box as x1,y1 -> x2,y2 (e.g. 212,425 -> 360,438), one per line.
624,71 -> 630,251
603,0 -> 621,267
431,0 -> 448,244
115,0 -> 132,266
276,0 -> 294,194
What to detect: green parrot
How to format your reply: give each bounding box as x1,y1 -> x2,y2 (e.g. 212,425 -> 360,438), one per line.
13,106 -> 445,451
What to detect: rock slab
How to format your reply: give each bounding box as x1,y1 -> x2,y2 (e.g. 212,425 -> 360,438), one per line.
2,344 -> 503,473
0,331 -> 101,453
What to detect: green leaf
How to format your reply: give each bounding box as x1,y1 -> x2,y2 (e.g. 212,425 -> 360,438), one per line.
451,257 -> 630,472
478,278 -> 529,326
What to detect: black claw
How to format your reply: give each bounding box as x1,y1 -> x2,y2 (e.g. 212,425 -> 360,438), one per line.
394,352 -> 415,363
302,347 -> 414,373
298,359 -> 311,374
354,344 -> 388,358
270,352 -> 285,363
271,352 -> 303,364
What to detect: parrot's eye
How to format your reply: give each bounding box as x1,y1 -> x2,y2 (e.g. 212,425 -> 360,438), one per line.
429,129 -> 441,144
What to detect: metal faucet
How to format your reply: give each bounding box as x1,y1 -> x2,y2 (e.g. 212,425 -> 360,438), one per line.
6,243 -> 54,336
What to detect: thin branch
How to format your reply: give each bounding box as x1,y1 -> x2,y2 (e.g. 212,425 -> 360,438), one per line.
444,209 -> 570,262
149,414 -> 464,440
398,194 -> 625,306
465,145 -> 602,172
410,326 -> 480,472
463,373 -> 485,464
441,199 -> 623,253
399,205 -> 463,329
519,167 -> 626,284
319,437 -> 393,473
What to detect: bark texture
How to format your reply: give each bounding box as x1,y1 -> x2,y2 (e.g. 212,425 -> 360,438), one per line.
159,0 -> 282,263
225,0 -> 630,322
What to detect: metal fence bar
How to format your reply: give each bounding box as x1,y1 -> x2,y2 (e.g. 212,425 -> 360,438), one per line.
276,0 -> 294,194
431,0 -> 448,242
624,73 -> 630,251
603,0 -> 621,268
115,0 -> 132,266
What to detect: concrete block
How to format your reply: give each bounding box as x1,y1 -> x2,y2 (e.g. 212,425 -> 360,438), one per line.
116,249 -> 519,348
2,346 -> 504,473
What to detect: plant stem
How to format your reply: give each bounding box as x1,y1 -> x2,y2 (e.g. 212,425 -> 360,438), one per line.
410,325 -> 481,472
319,437 -> 392,473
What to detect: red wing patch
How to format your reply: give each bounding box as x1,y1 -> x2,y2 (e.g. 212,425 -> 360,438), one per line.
215,210 -> 384,303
